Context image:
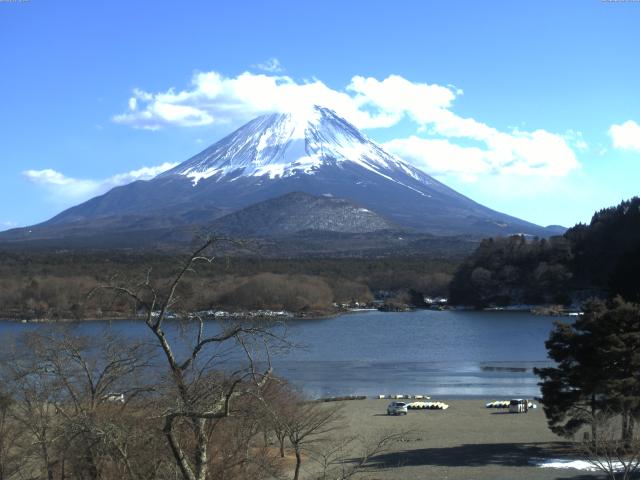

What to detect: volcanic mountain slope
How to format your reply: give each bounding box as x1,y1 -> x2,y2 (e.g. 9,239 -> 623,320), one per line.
2,105 -> 561,248
210,191 -> 398,237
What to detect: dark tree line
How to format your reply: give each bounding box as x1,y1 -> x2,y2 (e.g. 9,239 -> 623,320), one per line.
449,235 -> 573,307
566,198 -> 640,302
450,197 -> 640,307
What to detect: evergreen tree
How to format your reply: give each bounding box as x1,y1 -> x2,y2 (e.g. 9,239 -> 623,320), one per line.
610,247 -> 640,302
596,297 -> 640,445
535,298 -> 640,443
450,197 -> 640,308
535,300 -> 609,441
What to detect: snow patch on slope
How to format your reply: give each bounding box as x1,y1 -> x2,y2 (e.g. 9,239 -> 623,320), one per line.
160,106 -> 433,198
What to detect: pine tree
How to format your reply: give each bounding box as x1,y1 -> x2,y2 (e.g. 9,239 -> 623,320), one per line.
535,299 -> 609,441
596,297 -> 640,445
535,298 -> 640,443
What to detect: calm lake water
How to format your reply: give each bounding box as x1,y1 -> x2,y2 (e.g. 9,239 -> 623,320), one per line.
0,310 -> 561,399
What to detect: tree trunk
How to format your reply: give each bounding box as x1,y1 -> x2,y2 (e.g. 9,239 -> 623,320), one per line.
621,410 -> 635,448
83,447 -> 99,480
40,433 -> 54,480
591,394 -> 598,445
279,437 -> 285,458
164,418 -> 196,480
194,418 -> 209,480
293,447 -> 302,480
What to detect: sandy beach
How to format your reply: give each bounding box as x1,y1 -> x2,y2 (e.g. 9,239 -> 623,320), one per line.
310,399 -> 601,480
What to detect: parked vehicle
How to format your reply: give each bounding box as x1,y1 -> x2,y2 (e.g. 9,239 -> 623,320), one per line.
387,401 -> 408,415
509,398 -> 528,413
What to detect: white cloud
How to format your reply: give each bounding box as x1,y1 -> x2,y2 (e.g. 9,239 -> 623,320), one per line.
23,169 -> 100,200
609,120 -> 640,152
23,162 -> 178,202
253,58 -> 284,73
384,129 -> 579,181
384,137 -> 489,182
112,71 -> 453,131
347,74 -> 457,127
112,70 -> 580,180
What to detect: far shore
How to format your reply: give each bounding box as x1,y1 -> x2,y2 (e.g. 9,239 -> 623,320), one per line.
0,309 -> 335,324
0,303 -> 581,324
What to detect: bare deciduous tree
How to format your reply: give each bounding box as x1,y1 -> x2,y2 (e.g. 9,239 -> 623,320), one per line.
1,328 -> 156,480
274,398 -> 343,480
0,390 -> 27,480
308,431 -> 410,480
92,237 -> 287,480
3,342 -> 61,480
259,379 -> 296,459
0,237 -> 290,480
579,411 -> 640,480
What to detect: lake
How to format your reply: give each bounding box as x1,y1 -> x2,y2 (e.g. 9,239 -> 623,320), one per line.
0,310 -> 561,399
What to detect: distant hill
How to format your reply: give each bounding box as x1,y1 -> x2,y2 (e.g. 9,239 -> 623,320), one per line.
210,192 -> 398,236
449,197 -> 640,306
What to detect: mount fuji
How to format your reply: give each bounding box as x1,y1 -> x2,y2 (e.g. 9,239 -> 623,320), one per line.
2,106 -> 562,250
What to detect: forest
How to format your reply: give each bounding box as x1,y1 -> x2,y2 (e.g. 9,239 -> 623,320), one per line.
449,197 -> 640,307
0,250 -> 457,320
2,197 -> 639,320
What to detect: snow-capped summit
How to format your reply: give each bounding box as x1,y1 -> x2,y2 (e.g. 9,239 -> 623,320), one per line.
161,106 -> 431,195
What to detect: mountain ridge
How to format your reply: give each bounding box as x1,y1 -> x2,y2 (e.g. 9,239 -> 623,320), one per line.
1,106 -> 563,250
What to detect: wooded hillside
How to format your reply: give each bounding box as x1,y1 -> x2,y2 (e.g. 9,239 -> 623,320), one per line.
450,197 -> 640,307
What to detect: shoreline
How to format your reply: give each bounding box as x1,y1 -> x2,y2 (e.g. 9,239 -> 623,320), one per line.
0,304 -> 574,324
314,394 -> 542,402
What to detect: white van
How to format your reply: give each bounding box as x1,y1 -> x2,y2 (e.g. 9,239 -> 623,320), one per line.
387,401 -> 408,415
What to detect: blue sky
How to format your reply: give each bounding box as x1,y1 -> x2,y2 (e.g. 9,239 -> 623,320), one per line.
1,0 -> 639,230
